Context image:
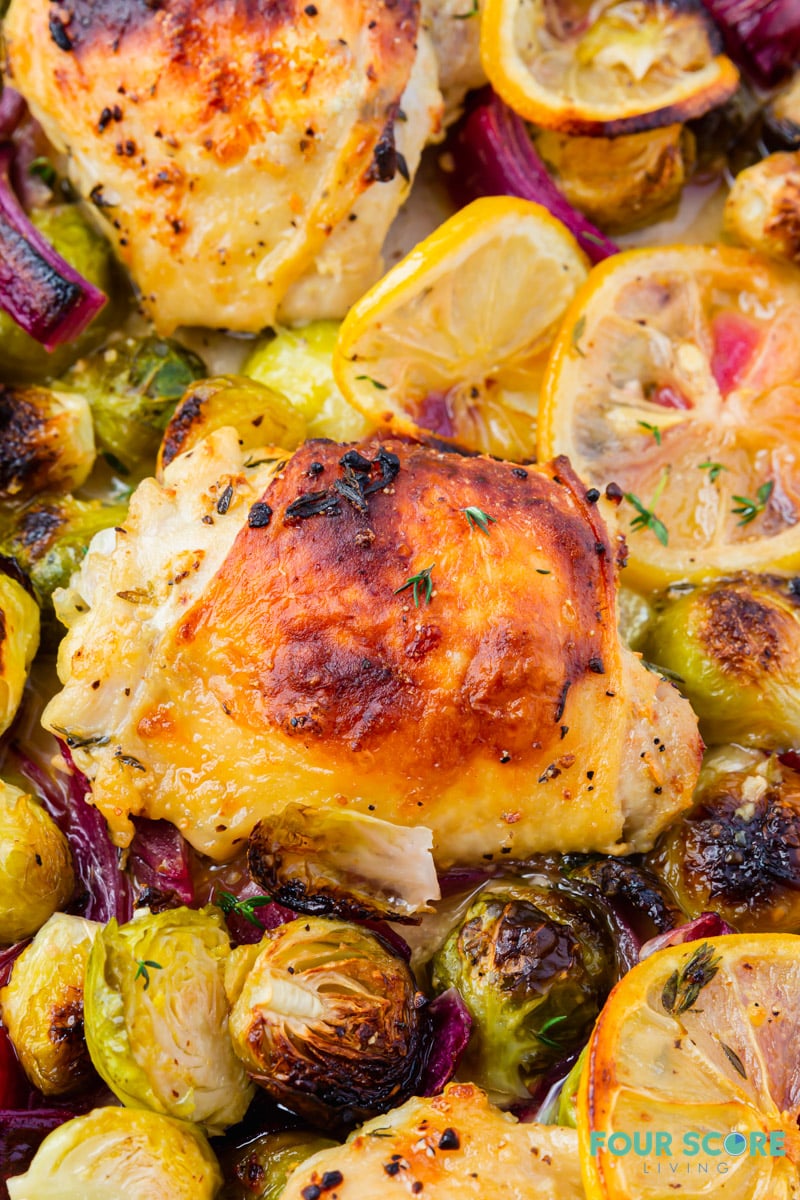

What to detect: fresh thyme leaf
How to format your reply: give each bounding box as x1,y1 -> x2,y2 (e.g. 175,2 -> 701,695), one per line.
637,420 -> 662,445
719,1041 -> 747,1080
571,315 -> 587,357
731,480 -> 773,526
536,568 -> 551,575
134,959 -> 162,991
536,1014 -> 568,1048
580,232 -> 606,247
463,506 -> 497,535
641,660 -> 685,685
661,943 -> 721,1017
215,889 -> 273,929
29,157 -> 57,188
625,469 -> 669,547
453,0 -> 478,16
51,726 -> 111,750
355,374 -> 387,390
394,563 -> 435,607
698,461 -> 727,483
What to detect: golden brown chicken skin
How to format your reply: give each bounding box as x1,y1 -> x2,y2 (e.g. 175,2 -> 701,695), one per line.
44,432 -> 701,863
5,0 -> 441,331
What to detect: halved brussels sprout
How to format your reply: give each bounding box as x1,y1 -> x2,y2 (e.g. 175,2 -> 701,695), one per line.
6,1105 -> 222,1200
248,805 -> 440,923
0,780 -> 74,944
242,323 -> 372,442
0,495 -> 127,649
643,574 -> 800,749
724,150 -> 800,266
225,917 -> 425,1127
0,558 -> 40,735
84,905 -> 254,1134
0,384 -> 95,501
60,335 -> 207,477
647,746 -> 800,933
0,205 -> 120,386
157,375 -> 306,474
221,1130 -> 338,1200
532,125 -> 694,234
0,912 -> 99,1095
430,883 -> 613,1101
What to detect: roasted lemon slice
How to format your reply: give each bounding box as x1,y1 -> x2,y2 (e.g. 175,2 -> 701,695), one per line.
539,245 -> 800,590
333,196 -> 588,461
481,0 -> 739,136
578,934 -> 800,1199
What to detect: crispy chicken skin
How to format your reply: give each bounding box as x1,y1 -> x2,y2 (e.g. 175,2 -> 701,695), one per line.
44,432 -> 701,864
5,0 -> 442,332
278,1084 -> 584,1199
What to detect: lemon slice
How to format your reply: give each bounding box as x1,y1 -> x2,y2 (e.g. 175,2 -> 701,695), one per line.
333,196 -> 588,460
578,934 -> 800,1200
538,245 -> 800,590
480,0 -> 739,136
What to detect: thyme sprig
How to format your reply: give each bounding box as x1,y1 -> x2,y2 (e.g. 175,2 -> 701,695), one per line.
661,943 -> 721,1017
731,481 -> 773,526
698,461 -> 727,483
215,890 -> 274,929
394,564 -> 435,607
463,506 -> 497,536
625,469 -> 670,547
134,959 -> 162,991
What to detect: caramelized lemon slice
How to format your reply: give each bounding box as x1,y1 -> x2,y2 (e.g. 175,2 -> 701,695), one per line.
481,0 -> 739,136
333,197 -> 588,461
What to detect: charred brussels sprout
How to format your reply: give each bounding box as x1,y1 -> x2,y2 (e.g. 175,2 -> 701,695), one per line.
248,805 -> 439,923
0,780 -> 74,943
5,1106 -> 222,1200
0,205 -> 119,385
158,375 -> 306,473
225,917 -> 425,1127
0,912 -> 99,1095
430,884 -> 613,1101
0,559 -> 40,735
61,336 -> 206,476
0,495 -> 127,648
221,1130 -> 338,1200
0,384 -> 95,501
242,322 -> 372,442
644,574 -> 800,749
84,905 -> 254,1134
647,746 -> 800,933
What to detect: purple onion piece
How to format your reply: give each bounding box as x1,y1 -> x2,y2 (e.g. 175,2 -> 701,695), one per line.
0,145 -> 106,349
639,912 -> 736,960
0,1086 -> 116,1200
511,1047 -> 581,1123
437,865 -> 498,899
701,0 -> 800,87
128,818 -> 195,910
0,89 -> 26,141
359,920 -> 412,963
420,988 -> 473,1096
214,876 -> 296,946
13,745 -> 132,925
447,90 -> 618,264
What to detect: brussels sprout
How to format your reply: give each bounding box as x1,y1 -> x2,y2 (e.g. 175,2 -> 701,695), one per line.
0,912 -> 99,1095
0,205 -> 121,385
0,780 -> 74,944
643,574 -> 800,749
5,1105 -> 222,1200
242,322 -> 373,442
0,495 -> 127,649
617,586 -> 652,651
84,905 -> 254,1134
248,805 -> 439,923
60,336 -> 207,476
0,384 -> 95,500
225,917 -> 425,1127
158,375 -> 307,473
221,1130 -> 338,1200
430,883 -> 613,1101
724,151 -> 800,267
555,1046 -> 587,1128
647,746 -> 800,933
765,72 -> 800,149
532,125 -> 693,234
0,559 -> 40,735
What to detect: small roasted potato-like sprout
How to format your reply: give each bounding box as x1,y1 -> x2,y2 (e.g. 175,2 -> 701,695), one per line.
0,205 -> 119,386
0,912 -> 99,1095
0,558 -> 40,735
225,917 -> 425,1127
0,780 -> 74,944
647,746 -> 800,933
532,125 -> 693,233
248,804 -> 440,923
84,905 -> 254,1134
724,150 -> 800,266
430,883 -> 613,1101
158,375 -> 307,474
220,1130 -> 338,1200
643,573 -> 800,749
242,323 -> 372,443
5,1105 -> 222,1200
61,336 -> 207,477
0,383 -> 95,501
